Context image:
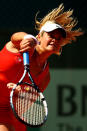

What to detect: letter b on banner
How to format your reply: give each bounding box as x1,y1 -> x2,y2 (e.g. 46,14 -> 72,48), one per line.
57,85 -> 77,116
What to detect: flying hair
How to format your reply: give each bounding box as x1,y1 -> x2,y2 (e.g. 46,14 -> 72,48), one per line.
35,3 -> 84,46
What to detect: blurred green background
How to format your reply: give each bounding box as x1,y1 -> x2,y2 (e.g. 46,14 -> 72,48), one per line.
0,0 -> 87,131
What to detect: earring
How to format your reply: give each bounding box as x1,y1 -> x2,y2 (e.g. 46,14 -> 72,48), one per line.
59,47 -> 62,55
55,47 -> 62,55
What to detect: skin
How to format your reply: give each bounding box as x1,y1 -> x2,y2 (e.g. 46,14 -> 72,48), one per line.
7,29 -> 64,88
36,29 -> 63,61
0,30 -> 64,131
0,124 -> 15,131
7,30 -> 64,89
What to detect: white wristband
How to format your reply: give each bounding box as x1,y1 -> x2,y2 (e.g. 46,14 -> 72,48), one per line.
24,34 -> 39,44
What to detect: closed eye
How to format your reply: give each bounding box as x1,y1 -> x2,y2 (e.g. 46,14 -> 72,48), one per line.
48,33 -> 61,40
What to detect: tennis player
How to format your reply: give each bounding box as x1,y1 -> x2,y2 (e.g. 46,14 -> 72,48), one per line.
0,3 -> 83,131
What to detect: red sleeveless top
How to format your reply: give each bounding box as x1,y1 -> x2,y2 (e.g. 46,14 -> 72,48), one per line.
0,45 -> 49,102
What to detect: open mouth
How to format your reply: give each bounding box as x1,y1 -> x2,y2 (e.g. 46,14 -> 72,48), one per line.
49,43 -> 57,48
47,44 -> 58,52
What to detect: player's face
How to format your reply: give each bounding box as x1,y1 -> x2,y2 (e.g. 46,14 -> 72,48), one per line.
38,29 -> 64,54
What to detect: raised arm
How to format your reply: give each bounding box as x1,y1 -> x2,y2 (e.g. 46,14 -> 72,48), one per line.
6,32 -> 37,53
11,32 -> 28,45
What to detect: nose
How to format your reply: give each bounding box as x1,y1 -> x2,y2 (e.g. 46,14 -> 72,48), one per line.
52,38 -> 57,42
52,38 -> 58,44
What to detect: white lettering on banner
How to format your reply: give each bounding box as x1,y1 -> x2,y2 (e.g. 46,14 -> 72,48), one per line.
41,69 -> 87,131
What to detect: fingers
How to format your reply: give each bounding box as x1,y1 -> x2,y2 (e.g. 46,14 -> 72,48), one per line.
19,38 -> 37,53
19,46 -> 31,53
7,83 -> 16,88
7,83 -> 21,91
20,39 -> 36,48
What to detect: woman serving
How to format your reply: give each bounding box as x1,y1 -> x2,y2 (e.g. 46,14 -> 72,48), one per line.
0,3 -> 83,131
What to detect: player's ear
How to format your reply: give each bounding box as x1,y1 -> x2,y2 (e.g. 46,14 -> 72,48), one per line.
36,34 -> 41,42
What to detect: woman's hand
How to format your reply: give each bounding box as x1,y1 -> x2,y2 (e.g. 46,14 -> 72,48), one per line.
19,38 -> 37,55
7,83 -> 21,91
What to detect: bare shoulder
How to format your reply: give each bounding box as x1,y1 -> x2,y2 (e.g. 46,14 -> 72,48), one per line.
6,41 -> 19,53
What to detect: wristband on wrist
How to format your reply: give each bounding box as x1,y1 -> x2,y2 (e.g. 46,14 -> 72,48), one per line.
24,34 -> 39,44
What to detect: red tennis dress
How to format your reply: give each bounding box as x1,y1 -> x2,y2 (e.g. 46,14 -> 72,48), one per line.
0,45 -> 49,130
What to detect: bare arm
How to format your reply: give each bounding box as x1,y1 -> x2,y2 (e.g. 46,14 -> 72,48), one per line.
7,32 -> 37,53
11,32 -> 28,45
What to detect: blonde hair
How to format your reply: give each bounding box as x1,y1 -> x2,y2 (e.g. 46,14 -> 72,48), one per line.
35,3 -> 83,46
